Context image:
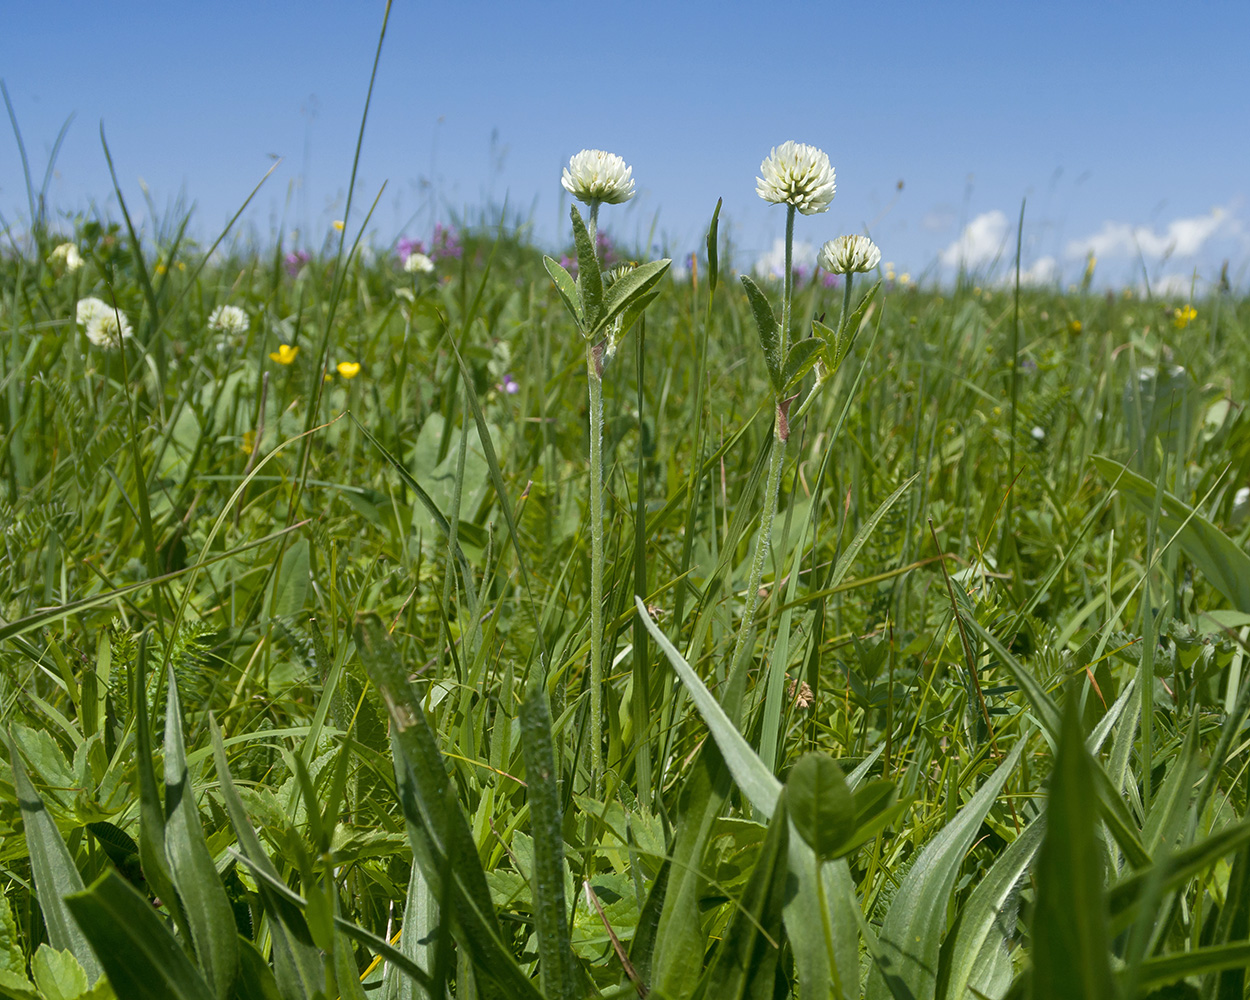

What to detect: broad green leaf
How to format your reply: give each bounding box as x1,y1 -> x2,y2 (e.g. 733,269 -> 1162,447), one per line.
543,255 -> 583,328
29,946 -> 104,1000
5,734 -> 100,983
0,969 -> 39,1000
591,257 -> 671,340
781,336 -> 826,394
354,618 -> 543,1000
1093,454 -> 1250,614
706,197 -> 722,295
209,716 -> 321,1000
518,680 -> 579,1000
234,939 -> 283,1000
570,206 -> 602,329
270,538 -> 309,618
785,753 -> 854,861
0,895 -> 25,977
65,871 -> 215,1000
163,668 -> 239,1000
866,740 -> 1025,1000
702,801 -> 791,1000
740,275 -> 783,392
1030,700 -> 1114,1000
936,815 -> 1044,1000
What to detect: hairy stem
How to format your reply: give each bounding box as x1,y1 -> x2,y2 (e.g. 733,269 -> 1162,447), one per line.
587,340 -> 605,790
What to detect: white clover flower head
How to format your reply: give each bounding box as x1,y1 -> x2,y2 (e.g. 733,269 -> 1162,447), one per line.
77,298 -> 132,349
49,242 -> 84,272
404,251 -> 435,274
1031,426 -> 1046,441
208,304 -> 249,336
561,149 -> 636,206
818,235 -> 881,275
756,141 -> 836,215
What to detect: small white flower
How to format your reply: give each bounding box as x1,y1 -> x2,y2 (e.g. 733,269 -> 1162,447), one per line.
1031,426 -> 1046,442
818,235 -> 881,274
49,242 -> 84,272
404,251 -> 435,274
756,141 -> 836,215
208,304 -> 249,335
561,149 -> 636,206
78,298 -> 132,349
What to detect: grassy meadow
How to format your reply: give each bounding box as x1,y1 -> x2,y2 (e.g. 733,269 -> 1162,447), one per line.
3,157 -> 1250,1000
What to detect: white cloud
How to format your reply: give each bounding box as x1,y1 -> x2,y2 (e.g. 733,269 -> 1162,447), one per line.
1144,273 -> 1201,297
1018,255 -> 1059,286
1066,206 -> 1231,260
939,210 -> 1010,269
754,238 -> 815,281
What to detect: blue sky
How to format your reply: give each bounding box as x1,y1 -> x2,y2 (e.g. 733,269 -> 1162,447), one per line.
3,1 -> 1248,290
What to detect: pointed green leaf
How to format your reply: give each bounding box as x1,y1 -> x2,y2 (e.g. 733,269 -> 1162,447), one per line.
570,206 -> 602,329
740,275 -> 783,392
1093,454 -> 1250,614
785,753 -> 854,861
867,740 -> 1026,1000
543,255 -> 583,329
5,733 -> 100,983
162,669 -> 239,1000
781,336 -> 826,394
591,257 -> 671,340
1030,701 -> 1115,1000
519,680 -> 578,1000
706,197 -> 722,295
65,871 -> 215,1000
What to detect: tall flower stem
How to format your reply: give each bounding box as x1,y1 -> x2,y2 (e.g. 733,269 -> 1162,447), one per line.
587,339 -> 606,790
724,204 -> 796,724
587,201 -> 601,249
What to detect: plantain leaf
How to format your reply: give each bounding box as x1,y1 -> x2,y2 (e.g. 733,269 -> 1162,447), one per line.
740,275 -> 783,393
1093,454 -> 1250,614
5,732 -> 100,983
163,668 -> 239,1000
518,680 -> 579,1000
65,871 -> 214,1000
543,255 -> 583,329
866,740 -> 1025,1000
1030,699 -> 1115,1000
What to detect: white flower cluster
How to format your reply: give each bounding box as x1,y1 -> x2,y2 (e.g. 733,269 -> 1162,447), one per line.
818,234 -> 881,274
208,304 -> 249,336
76,297 -> 132,349
756,141 -> 837,215
404,251 -> 435,274
561,149 -> 636,206
49,242 -> 84,272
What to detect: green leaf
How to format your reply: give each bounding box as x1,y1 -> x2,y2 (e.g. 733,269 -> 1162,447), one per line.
64,871 -> 215,1000
1093,454 -> 1250,614
30,946 -> 96,1000
0,969 -> 39,1000
785,753 -> 854,861
1030,700 -> 1115,1000
518,680 -> 579,1000
591,257 -> 671,340
740,275 -> 783,393
781,336 -> 826,394
234,939 -> 283,1000
270,538 -> 309,618
706,197 -> 722,295
162,668 -> 239,1000
5,733 -> 100,983
209,716 -> 321,1000
354,618 -> 544,1000
0,895 -> 25,978
570,206 -> 602,329
543,255 -> 583,329
702,801 -> 791,1000
866,740 -> 1026,1000
936,815 -> 1045,1000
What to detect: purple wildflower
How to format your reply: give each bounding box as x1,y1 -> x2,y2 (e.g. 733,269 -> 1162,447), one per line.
821,272 -> 840,289
559,254 -> 578,278
395,237 -> 425,264
430,223 -> 462,261
595,230 -> 617,267
497,373 -> 520,395
284,250 -> 311,276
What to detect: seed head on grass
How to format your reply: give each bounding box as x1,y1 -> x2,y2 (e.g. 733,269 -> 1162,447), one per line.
561,149 -> 636,206
757,141 -> 836,215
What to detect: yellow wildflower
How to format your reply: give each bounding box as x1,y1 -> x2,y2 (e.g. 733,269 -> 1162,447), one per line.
336,361 -> 362,379
241,430 -> 256,455
332,220 -> 345,231
1173,304 -> 1197,329
1067,320 -> 1083,335
269,344 -> 299,365
155,263 -> 167,275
